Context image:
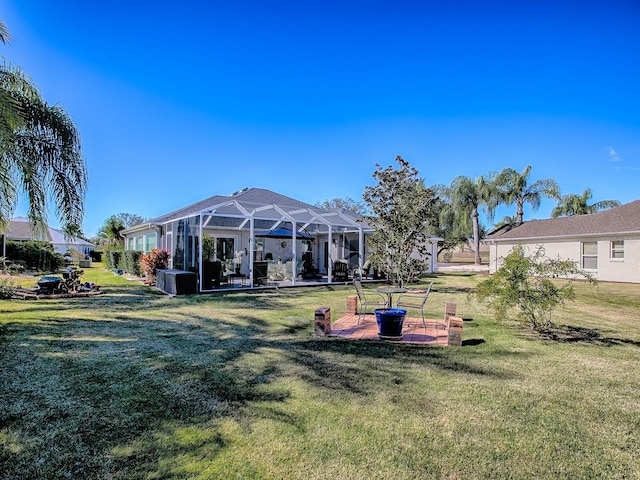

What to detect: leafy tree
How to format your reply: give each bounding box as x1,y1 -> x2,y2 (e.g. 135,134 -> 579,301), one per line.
362,156 -> 439,287
495,165 -> 560,223
430,185 -> 469,256
0,21 -> 87,237
114,212 -> 147,229
441,174 -> 498,265
95,212 -> 147,246
551,188 -> 621,218
476,244 -> 594,332
315,197 -> 367,215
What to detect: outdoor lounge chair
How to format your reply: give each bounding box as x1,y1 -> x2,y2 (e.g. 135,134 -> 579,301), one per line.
333,259 -> 349,282
354,279 -> 388,324
395,281 -> 434,328
253,261 -> 268,286
353,259 -> 372,279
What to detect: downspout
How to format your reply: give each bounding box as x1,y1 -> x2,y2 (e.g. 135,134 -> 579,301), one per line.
327,229 -> 333,282
198,214 -> 203,293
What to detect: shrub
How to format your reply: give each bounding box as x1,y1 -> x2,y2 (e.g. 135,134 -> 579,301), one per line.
105,248 -> 123,270
5,240 -> 64,272
475,244 -> 595,332
121,250 -> 142,277
0,277 -> 16,299
139,249 -> 170,285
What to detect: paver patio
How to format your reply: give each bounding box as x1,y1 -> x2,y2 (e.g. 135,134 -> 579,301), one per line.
329,313 -> 450,345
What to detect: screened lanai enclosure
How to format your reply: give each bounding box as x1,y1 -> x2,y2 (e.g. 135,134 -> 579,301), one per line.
121,188 -> 378,293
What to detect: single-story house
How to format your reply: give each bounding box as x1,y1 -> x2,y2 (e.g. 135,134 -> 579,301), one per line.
484,200 -> 640,283
121,187 -> 440,291
2,217 -> 95,257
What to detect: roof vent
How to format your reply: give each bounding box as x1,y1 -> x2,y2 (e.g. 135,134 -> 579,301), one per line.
230,187 -> 249,197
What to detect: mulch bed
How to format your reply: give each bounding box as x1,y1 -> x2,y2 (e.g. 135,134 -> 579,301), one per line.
11,287 -> 104,301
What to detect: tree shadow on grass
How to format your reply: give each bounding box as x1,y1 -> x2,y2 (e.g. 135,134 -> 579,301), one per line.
542,325 -> 640,347
432,286 -> 475,294
0,298 -> 515,479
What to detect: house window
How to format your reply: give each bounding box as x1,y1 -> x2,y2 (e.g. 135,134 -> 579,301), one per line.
146,233 -> 157,252
582,242 -> 598,270
610,240 -> 624,260
135,236 -> 144,251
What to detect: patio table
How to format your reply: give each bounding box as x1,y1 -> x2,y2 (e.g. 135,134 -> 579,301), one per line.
376,286 -> 408,307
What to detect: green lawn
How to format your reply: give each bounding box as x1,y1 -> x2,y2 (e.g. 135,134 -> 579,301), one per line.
1,265 -> 639,479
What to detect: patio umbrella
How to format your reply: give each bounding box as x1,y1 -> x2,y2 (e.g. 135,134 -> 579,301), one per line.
255,227 -> 313,239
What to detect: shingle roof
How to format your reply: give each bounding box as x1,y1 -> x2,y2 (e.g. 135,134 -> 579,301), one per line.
136,187 -> 370,232
485,200 -> 640,242
150,187 -> 315,224
5,217 -> 94,246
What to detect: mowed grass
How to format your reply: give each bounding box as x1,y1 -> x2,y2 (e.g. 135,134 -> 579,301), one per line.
1,265 -> 639,479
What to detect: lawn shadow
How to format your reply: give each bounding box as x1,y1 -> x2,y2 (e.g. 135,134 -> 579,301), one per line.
0,288 -> 515,479
543,325 -> 640,347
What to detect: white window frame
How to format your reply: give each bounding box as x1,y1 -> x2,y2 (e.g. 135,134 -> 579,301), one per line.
581,241 -> 598,270
610,240 -> 624,261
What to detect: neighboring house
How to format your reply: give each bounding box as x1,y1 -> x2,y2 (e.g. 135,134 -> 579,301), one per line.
3,217 -> 95,256
121,187 -> 440,291
484,200 -> 640,283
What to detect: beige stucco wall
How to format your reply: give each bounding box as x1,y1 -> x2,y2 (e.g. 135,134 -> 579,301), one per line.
487,236 -> 640,283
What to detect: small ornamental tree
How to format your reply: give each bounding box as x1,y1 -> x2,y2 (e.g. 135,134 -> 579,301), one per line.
475,244 -> 595,332
362,156 -> 439,288
139,249 -> 170,285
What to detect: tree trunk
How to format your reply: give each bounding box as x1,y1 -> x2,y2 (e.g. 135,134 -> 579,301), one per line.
516,200 -> 524,223
472,210 -> 481,264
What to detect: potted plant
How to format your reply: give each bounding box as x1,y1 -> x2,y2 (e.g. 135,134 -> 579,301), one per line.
374,308 -> 407,340
233,250 -> 244,274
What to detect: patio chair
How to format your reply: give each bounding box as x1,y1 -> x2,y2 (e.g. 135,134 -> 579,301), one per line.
252,261 -> 268,286
352,259 -> 372,280
211,261 -> 229,288
395,281 -> 434,328
333,259 -> 349,282
353,280 -> 388,324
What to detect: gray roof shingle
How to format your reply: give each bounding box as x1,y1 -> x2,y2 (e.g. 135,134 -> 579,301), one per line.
150,187 -> 315,224
486,200 -> 640,242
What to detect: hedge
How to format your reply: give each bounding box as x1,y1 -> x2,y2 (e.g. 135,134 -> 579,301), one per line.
5,240 -> 65,272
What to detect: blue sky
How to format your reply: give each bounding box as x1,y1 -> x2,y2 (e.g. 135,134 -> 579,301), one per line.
4,1 -> 639,237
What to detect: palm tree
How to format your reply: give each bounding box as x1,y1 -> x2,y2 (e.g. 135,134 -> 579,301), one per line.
0,21 -> 87,236
551,188 -> 621,217
493,215 -> 517,230
495,165 -> 560,223
441,174 -> 498,264
97,215 -> 126,247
